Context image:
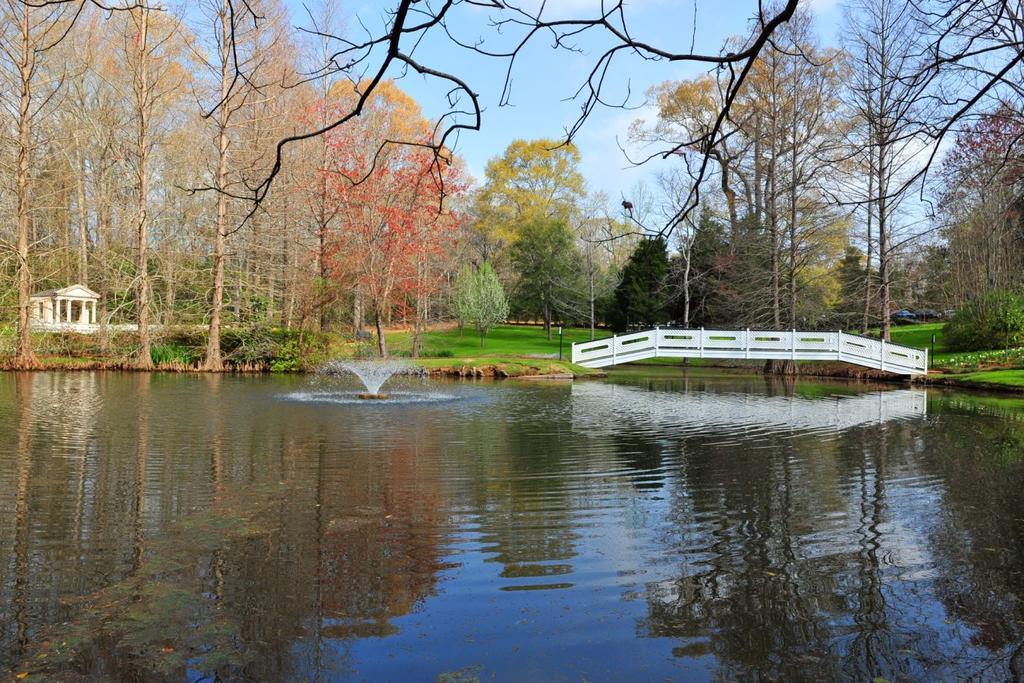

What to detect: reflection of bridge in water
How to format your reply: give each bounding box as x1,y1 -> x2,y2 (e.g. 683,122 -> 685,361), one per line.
571,382 -> 927,435
572,328 -> 928,375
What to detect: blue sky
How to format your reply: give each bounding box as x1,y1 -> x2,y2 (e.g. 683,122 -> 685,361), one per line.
284,0 -> 845,198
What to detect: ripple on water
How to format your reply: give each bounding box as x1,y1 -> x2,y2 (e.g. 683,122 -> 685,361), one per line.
7,372 -> 1024,682
280,389 -> 461,405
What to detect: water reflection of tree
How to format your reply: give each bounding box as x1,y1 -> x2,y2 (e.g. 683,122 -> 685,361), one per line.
842,426 -> 906,681
318,441 -> 447,636
636,401 -> 1024,680
916,407 -> 1024,678
638,413 -> 924,679
642,433 -> 847,679
448,385 -> 584,585
3,375 -> 450,681
0,373 -> 108,664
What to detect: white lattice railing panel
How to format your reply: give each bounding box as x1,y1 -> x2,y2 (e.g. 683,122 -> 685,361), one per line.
571,328 -> 927,375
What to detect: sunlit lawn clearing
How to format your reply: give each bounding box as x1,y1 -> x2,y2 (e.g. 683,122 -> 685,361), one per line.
387,324 -> 606,358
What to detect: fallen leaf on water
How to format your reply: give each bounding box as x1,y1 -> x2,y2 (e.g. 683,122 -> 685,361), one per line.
15,673 -> 29,679
161,646 -> 176,654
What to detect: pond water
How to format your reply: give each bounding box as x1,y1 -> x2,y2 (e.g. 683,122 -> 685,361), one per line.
1,370 -> 1024,681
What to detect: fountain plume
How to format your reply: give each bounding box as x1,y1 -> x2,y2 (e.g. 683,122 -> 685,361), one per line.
319,359 -> 415,399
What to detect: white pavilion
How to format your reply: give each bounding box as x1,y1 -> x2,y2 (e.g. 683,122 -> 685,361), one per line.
29,284 -> 100,331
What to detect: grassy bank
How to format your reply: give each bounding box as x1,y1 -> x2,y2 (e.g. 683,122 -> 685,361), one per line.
388,324 -> 604,378
884,322 -> 1024,391
385,323 -> 599,358
0,324 -> 604,378
7,320 -> 1024,389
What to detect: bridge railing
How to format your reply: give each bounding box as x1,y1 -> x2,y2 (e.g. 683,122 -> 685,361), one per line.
571,328 -> 928,375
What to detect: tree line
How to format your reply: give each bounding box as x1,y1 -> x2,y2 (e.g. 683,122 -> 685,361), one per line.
2,0 -> 1022,368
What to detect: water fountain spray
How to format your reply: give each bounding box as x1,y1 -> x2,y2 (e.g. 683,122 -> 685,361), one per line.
320,359 -> 413,399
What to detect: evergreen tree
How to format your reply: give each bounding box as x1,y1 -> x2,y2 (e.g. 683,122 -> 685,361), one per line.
510,219 -> 577,339
609,236 -> 670,331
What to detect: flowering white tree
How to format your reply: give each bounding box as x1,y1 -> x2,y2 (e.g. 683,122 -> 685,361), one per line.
453,262 -> 508,348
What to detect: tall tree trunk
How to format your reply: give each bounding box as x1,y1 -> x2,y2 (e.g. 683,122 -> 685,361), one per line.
375,310 -> 387,358
411,263 -> 423,359
589,262 -> 596,340
353,287 -> 363,333
281,225 -> 292,328
862,163 -> 874,334
74,137 -> 89,284
14,5 -> 36,368
877,31 -> 891,343
204,2 -> 231,372
753,118 -> 764,231
98,291 -> 110,354
682,245 -> 692,328
718,154 -> 739,240
768,149 -> 781,328
878,176 -> 890,342
788,74 -> 800,329
316,115 -> 331,332
133,7 -> 154,369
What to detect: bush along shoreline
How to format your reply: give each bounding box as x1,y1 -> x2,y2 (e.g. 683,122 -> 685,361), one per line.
6,321 -> 1024,391
0,327 -> 329,374
0,327 -> 600,378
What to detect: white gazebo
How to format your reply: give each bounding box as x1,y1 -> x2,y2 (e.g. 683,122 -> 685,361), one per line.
30,284 -> 101,332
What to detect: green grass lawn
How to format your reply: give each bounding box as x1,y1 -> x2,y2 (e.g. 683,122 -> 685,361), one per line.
887,322 -> 948,357
387,324 -> 607,359
945,369 -> 1024,387
878,322 -> 1024,390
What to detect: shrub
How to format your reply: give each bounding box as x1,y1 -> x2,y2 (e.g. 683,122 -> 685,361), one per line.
222,327 -> 329,371
269,337 -> 303,372
945,291 -> 1024,351
151,343 -> 195,367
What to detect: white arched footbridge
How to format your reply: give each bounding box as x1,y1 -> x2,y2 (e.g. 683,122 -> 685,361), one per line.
571,328 -> 927,376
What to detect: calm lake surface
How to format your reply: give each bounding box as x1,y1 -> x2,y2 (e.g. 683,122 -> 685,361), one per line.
2,370 -> 1024,681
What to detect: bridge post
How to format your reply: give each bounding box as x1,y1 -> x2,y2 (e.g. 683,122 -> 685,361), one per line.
745,328 -> 750,359
836,330 -> 842,361
699,327 -> 704,359
654,325 -> 659,358
612,334 -> 617,365
791,329 -> 796,361
880,338 -> 886,373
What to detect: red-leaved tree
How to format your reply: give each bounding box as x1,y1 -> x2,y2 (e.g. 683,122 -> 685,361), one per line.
321,81 -> 466,357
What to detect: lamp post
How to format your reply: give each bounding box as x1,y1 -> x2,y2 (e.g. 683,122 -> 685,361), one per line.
558,326 -> 564,360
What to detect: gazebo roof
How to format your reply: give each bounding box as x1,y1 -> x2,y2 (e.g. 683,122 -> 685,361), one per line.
30,284 -> 100,300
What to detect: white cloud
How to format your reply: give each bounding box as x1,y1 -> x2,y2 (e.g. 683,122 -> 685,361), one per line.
577,104 -> 662,200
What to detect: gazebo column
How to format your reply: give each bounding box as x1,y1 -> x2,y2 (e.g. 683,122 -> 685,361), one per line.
65,299 -> 72,323
79,301 -> 89,324
54,298 -> 61,323
90,301 -> 96,324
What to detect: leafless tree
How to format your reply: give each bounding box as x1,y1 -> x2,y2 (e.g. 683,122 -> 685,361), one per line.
843,0 -> 928,341
0,2 -> 80,367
